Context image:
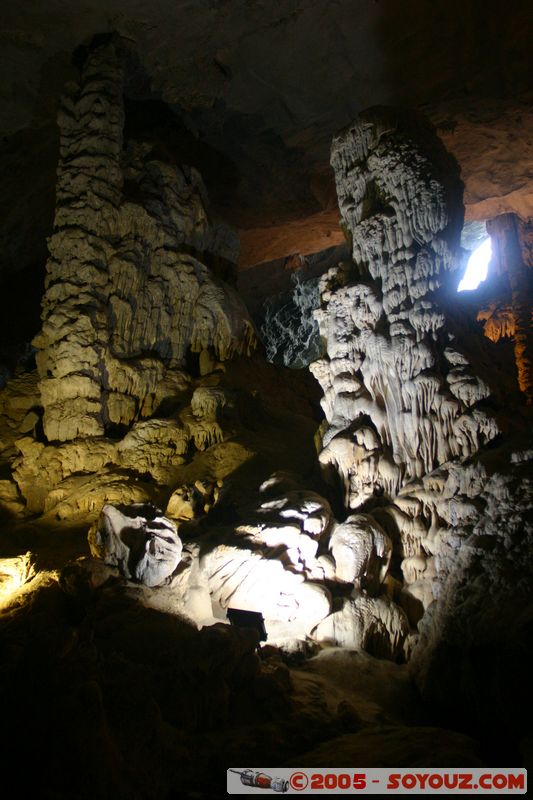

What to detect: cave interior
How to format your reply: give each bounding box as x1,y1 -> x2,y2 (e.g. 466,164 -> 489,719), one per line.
0,2 -> 532,797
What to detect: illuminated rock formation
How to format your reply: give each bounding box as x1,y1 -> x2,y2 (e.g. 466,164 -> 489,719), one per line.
313,108 -> 497,510
313,591 -> 409,661
329,514 -> 392,591
89,502 -> 183,587
308,110 -> 500,617
307,109 -> 533,728
33,41 -> 255,444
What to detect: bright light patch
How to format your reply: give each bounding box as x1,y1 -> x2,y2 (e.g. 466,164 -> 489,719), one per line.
457,237 -> 492,292
0,553 -> 35,606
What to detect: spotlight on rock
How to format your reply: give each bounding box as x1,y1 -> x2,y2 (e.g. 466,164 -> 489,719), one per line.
0,553 -> 35,605
88,503 -> 183,588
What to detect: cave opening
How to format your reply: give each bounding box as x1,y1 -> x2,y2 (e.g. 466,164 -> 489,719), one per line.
457,237 -> 492,292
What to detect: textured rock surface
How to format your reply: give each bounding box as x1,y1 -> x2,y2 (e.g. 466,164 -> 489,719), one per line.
32,41 -> 254,444
200,484 -> 336,640
329,514 -> 392,591
481,214 -> 533,404
313,593 -> 409,662
165,479 -> 222,522
260,272 -> 323,369
429,93 -> 533,223
313,107 -> 497,508
88,503 -> 182,587
0,370 -> 40,463
2,40 -> 264,518
309,106 -> 533,753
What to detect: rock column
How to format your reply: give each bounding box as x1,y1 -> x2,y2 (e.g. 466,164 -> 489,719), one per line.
312,107 -> 498,510
33,40 -> 255,443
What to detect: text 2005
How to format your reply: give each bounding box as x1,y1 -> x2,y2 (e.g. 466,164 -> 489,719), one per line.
310,773 -> 367,790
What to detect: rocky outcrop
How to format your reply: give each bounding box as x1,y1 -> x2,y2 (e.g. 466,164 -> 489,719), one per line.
33,41 -> 255,444
12,400 -> 232,514
309,109 -> 504,620
88,503 -> 183,587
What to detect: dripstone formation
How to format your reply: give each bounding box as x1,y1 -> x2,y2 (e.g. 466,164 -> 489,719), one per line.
8,40 -> 258,517
311,107 -> 532,734
313,108 -> 496,506
33,41 -> 254,444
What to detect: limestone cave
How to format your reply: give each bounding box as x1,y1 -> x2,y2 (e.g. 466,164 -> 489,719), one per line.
0,2 -> 531,797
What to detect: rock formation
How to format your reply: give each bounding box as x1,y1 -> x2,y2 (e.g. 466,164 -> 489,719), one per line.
5,40 -> 259,517
0,25 -> 531,795
329,514 -> 391,591
89,503 -> 183,587
260,272 -> 323,369
313,108 -> 497,506
32,40 -> 254,444
308,106 -> 532,739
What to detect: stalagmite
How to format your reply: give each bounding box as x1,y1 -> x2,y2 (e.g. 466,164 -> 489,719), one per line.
32,41 -> 255,444
314,107 -> 498,509
308,107 -> 533,662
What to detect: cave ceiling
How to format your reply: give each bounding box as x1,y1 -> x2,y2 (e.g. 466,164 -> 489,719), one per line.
0,0 -> 532,271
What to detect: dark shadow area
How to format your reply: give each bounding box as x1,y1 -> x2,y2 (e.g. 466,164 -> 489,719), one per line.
123,95 -> 240,214
374,0 -> 532,107
0,125 -> 57,368
0,575 -> 354,798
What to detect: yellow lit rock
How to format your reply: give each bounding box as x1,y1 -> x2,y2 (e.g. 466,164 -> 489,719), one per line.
0,552 -> 36,604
